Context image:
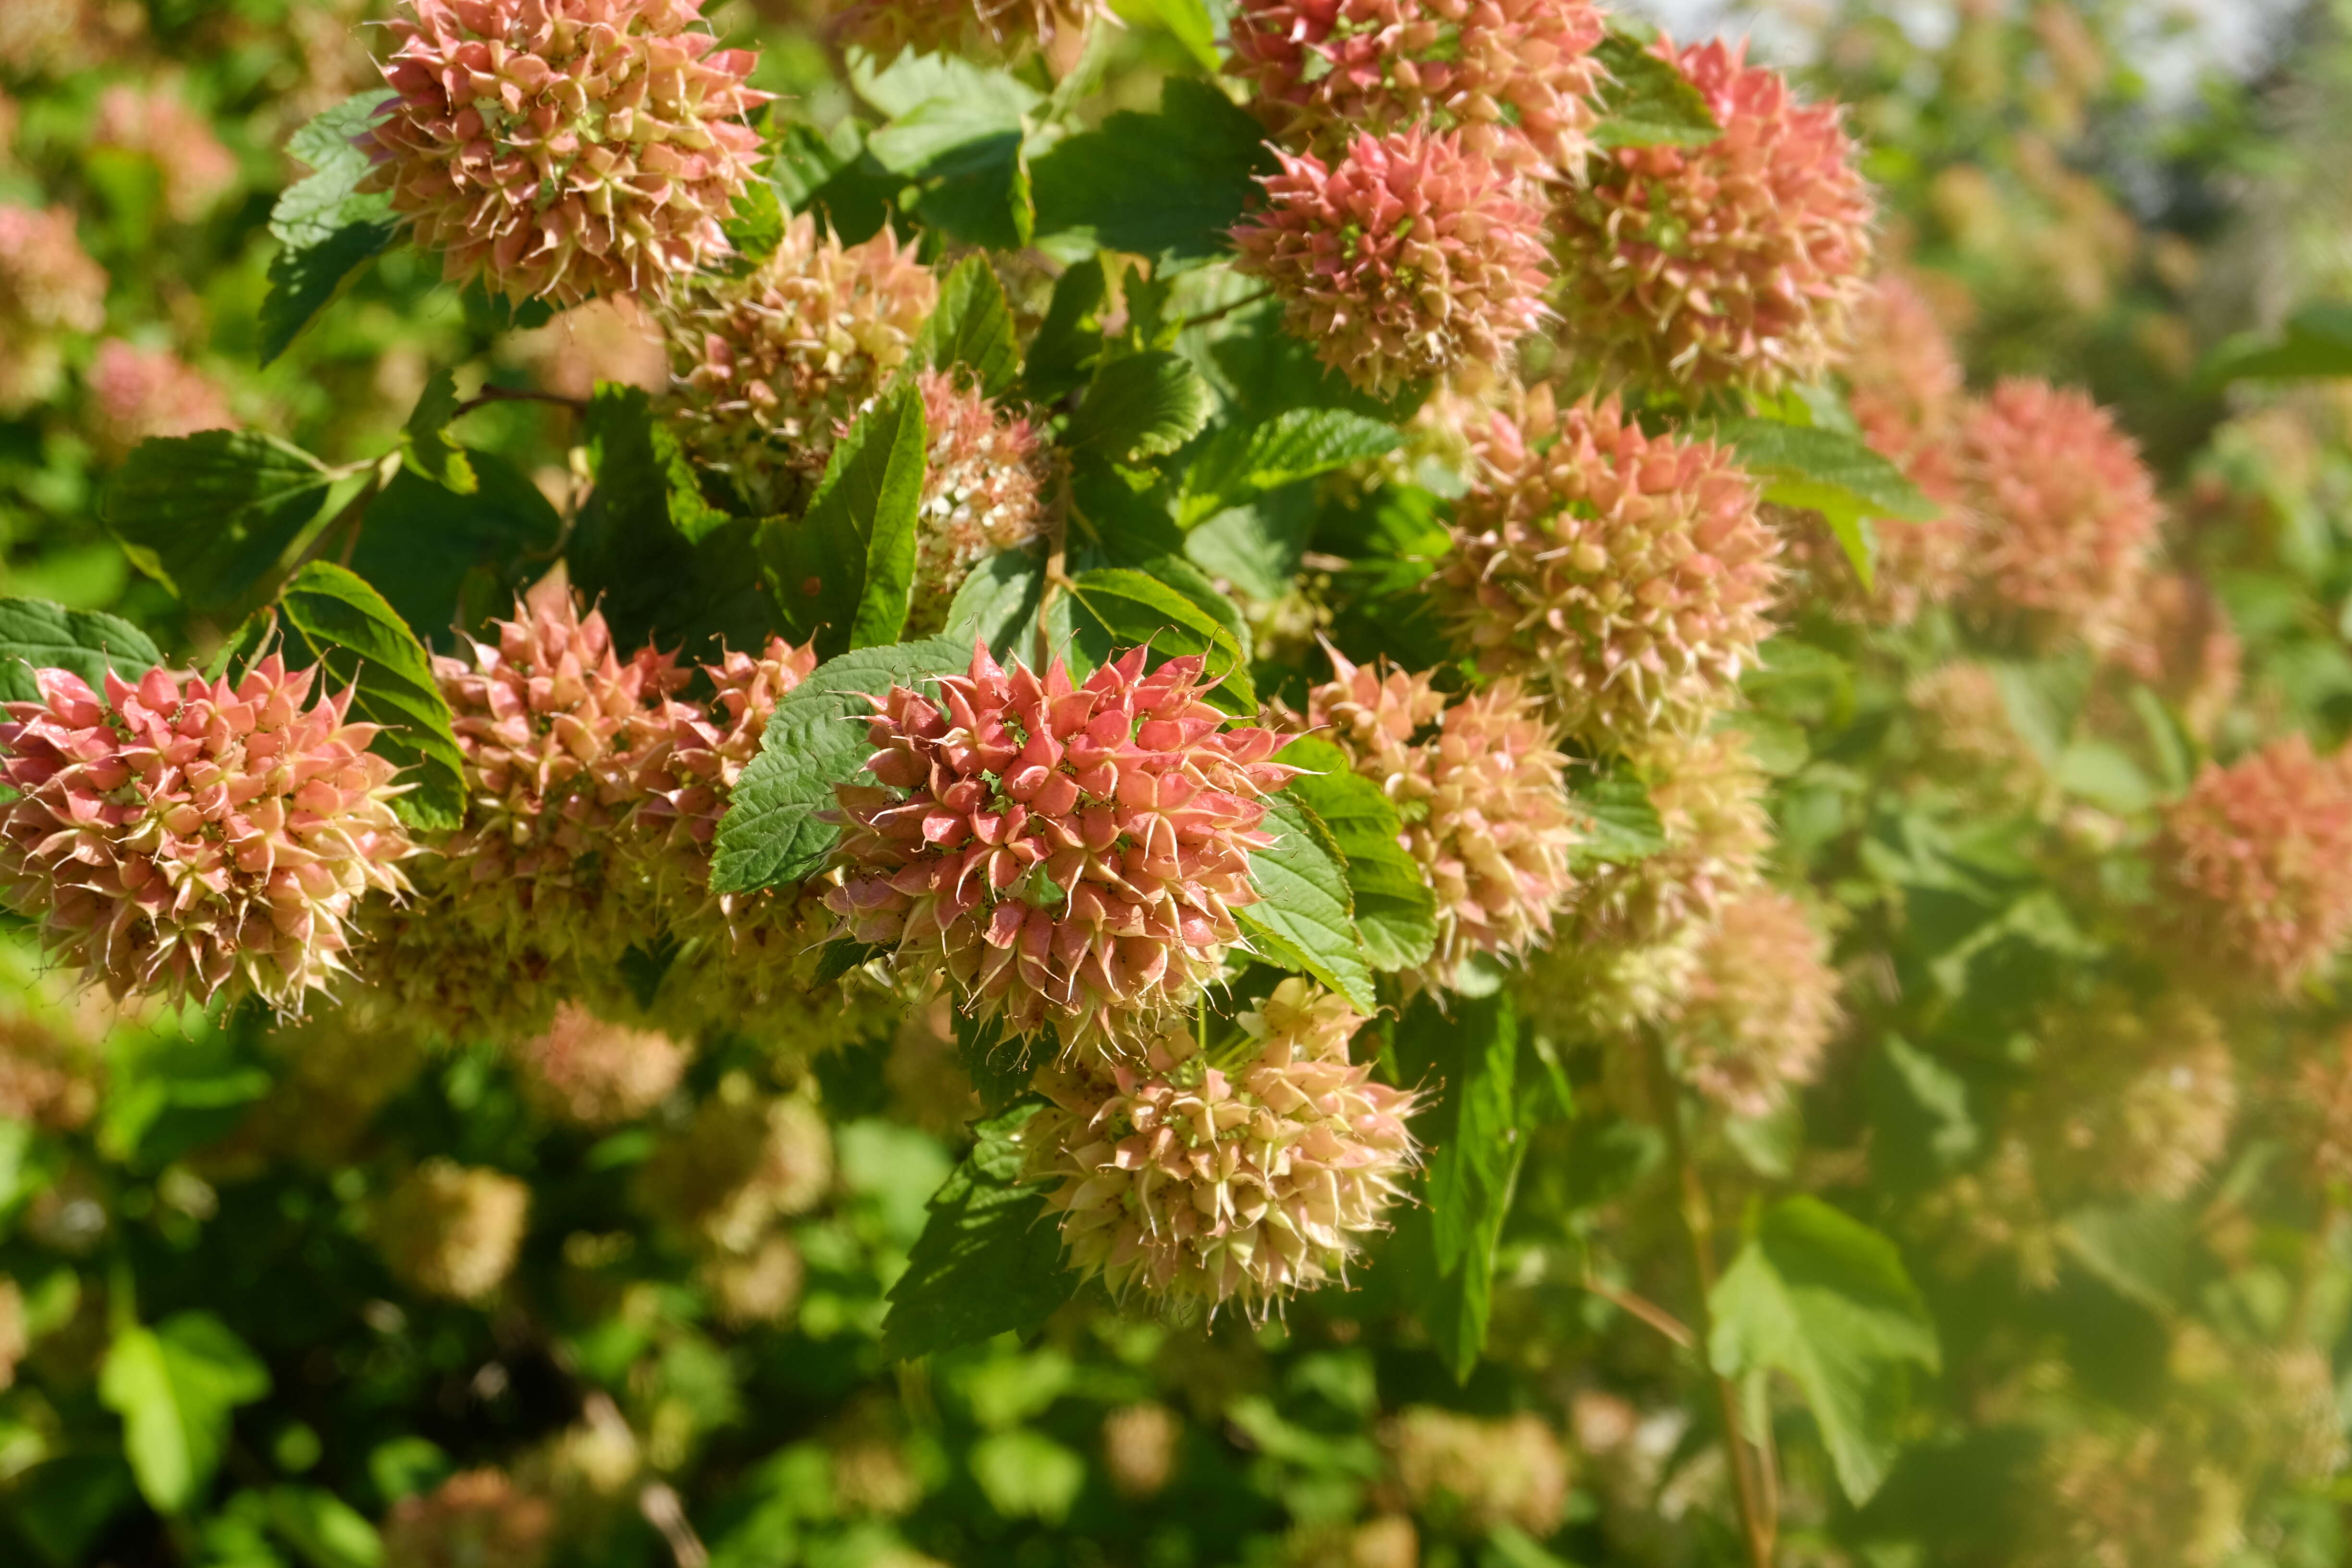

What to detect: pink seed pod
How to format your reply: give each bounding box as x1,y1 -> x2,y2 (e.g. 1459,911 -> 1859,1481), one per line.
1443,385 -> 1778,743
1225,0 -> 1607,181
824,643 -> 1292,1058
1026,979 -> 1419,1315
1232,128 -> 1552,398
0,658 -> 416,1012
359,0 -> 771,306
1554,37 -> 1874,395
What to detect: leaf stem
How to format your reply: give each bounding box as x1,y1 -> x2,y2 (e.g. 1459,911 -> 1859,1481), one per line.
451,383 -> 591,420
1643,1027 -> 1777,1568
1173,286 -> 1274,332
1037,468 -> 1074,668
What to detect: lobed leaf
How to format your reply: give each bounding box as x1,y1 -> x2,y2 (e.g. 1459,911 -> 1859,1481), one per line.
1063,566 -> 1253,709
1030,78 -> 1277,262
1066,352 -> 1215,463
919,256 -> 1022,398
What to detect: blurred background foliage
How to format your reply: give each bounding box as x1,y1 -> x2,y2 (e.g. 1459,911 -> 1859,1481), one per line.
9,2 -> 2352,1567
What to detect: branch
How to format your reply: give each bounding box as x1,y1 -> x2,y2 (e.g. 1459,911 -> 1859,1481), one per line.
451,383 -> 591,420
1644,1028 -> 1777,1568
639,1481 -> 709,1568
1580,1274 -> 1697,1351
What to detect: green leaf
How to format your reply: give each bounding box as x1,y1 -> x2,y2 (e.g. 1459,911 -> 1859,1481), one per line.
1067,351 -> 1215,463
1709,1196 -> 1941,1504
105,432 -> 343,620
710,635 -> 973,894
398,369 -> 476,495
99,1313 -> 272,1514
277,562 -> 468,833
99,1003 -> 275,1172
349,454 -> 563,642
944,547 -> 1046,659
2203,302 -> 2352,384
881,1101 -> 1074,1360
856,52 -> 1041,250
260,221 -> 396,367
2060,1200 -> 2190,1312
1274,737 -> 1438,974
1592,32 -> 1722,149
7,1456 -> 139,1568
1063,566 -> 1253,709
1712,416 -> 1939,593
952,1010 -> 1037,1116
1184,488 -> 1316,602
1393,990 -> 1522,1382
919,256 -> 1021,397
266,1485 -> 384,1568
1031,78 -> 1278,262
583,383 -> 727,544
262,94 -> 400,364
1022,257 -> 1108,404
1180,408 -> 1404,525
1566,768 -> 1666,868
1237,794 -> 1377,1011
0,598 -> 162,703
1121,0 -> 1221,72
760,382 -> 929,657
719,176 -> 785,275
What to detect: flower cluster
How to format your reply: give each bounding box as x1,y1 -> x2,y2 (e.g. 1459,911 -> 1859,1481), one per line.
1384,1408 -> 1569,1538
1442,386 -> 1778,742
360,0 -> 769,306
1554,37 -> 1874,394
1232,128 -> 1551,396
2154,735 -> 2352,996
826,644 -> 1290,1056
1957,378 -> 2162,649
0,202 -> 105,415
0,660 -> 415,1012
820,0 -> 1111,65
375,1159 -> 532,1302
908,369 -> 1052,632
1671,886 -> 1840,1116
384,1469 -> 554,1568
1304,652 -> 1580,986
90,83 -> 237,222
1025,980 -> 1419,1315
1225,0 -> 1609,180
511,1002 -> 687,1127
85,339 -> 233,458
635,1080 -> 832,1254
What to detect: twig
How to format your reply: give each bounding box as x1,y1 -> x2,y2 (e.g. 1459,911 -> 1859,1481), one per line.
451,383 -> 591,420
1644,1027 -> 1776,1568
639,1481 -> 709,1568
1036,468 -> 1074,668
1580,1274 -> 1697,1351
1173,286 -> 1274,332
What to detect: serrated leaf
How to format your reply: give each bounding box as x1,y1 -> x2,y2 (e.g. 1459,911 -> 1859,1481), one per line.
1274,737 -> 1438,974
105,432 -> 342,620
944,547 -> 1046,659
1709,1197 -> 1941,1504
0,599 -> 162,703
350,453 -> 563,643
1713,416 -> 1937,591
263,94 -> 400,364
760,383 -> 929,657
583,383 -> 728,543
99,1313 -> 271,1514
710,636 -> 973,894
881,1101 -> 1074,1360
719,176 -> 785,274
1592,32 -> 1722,149
260,220 -> 396,367
1067,352 -> 1214,463
919,256 -> 1021,398
1063,566 -> 1253,709
1393,990 -> 1522,1382
1237,793 -> 1377,1011
1566,769 -> 1666,868
952,1010 -> 1038,1116
277,561 -> 468,832
1032,78 -> 1277,262
1180,408 -> 1403,525
1022,257 -> 1108,404
398,369 -> 477,494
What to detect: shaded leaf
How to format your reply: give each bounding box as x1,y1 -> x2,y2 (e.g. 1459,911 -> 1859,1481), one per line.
760,383 -> 929,657
105,432 -> 342,620
1031,78 -> 1276,261
350,454 -> 562,644
1393,990 -> 1522,1382
1710,1196 -> 1941,1503
262,94 -> 399,364
1063,566 -> 1253,709
260,220 -> 396,367
881,1101 -> 1073,1360
944,547 -> 1045,660
278,562 -> 468,832
1592,32 -> 1721,149
1180,408 -> 1403,525
2204,302 -> 2352,384
1067,352 -> 1214,462
398,369 -> 476,495
952,1010 -> 1037,1116
919,256 -> 1021,397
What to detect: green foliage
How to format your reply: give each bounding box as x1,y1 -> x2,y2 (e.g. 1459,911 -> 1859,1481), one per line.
1062,566 -> 1253,706
1713,415 -> 1940,590
277,562 -> 468,832
98,1314 -> 271,1514
104,434 -> 348,621
760,384 -> 930,656
1274,737 -> 1440,974
1237,794 -> 1378,1011
880,1102 -> 1073,1361
918,257 -> 1021,398
2205,302 -> 2352,383
1067,352 -> 1216,463
1592,31 -> 1724,148
1709,1198 -> 1941,1504
1030,79 -> 1277,262
1394,991 -> 1523,1383
0,599 -> 161,703
261,95 -> 401,364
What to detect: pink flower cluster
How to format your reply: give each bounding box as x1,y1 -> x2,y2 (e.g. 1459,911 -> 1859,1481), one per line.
1226,0 -> 1608,180
86,340 -> 234,459
0,203 -> 106,416
1443,386 -> 1779,741
90,84 -> 239,222
1233,128 -> 1550,396
0,660 -> 414,1012
1027,980 -> 1419,1314
361,0 -> 770,305
1555,37 -> 1874,394
826,645 -> 1291,1056
823,0 -> 1111,64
